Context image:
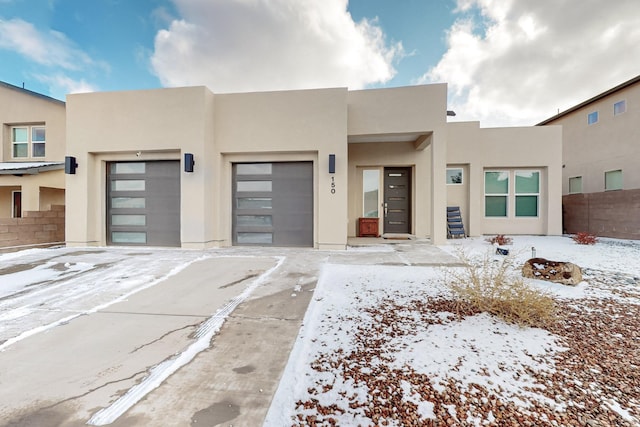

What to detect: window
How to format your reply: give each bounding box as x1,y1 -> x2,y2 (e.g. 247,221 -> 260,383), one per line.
12,127 -> 28,158
605,170 -> 622,191
446,168 -> 463,185
363,169 -> 379,217
32,127 -> 46,157
236,180 -> 272,192
485,171 -> 509,217
569,176 -> 582,194
111,162 -> 145,174
11,126 -> 46,158
587,111 -> 598,125
614,100 -> 626,116
515,171 -> 539,217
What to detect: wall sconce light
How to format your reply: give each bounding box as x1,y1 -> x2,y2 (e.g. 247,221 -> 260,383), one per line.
65,156 -> 78,174
328,154 -> 336,174
184,153 -> 195,173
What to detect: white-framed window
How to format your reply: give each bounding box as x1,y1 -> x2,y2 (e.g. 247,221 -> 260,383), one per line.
587,111 -> 598,125
362,169 -> 380,218
484,171 -> 509,217
446,168 -> 463,185
11,125 -> 46,158
32,126 -> 46,157
485,170 -> 540,218
569,176 -> 582,194
605,169 -> 622,191
614,100 -> 626,116
515,171 -> 539,217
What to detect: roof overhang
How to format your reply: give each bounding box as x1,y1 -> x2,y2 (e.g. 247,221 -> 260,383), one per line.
348,132 -> 433,151
0,162 -> 65,175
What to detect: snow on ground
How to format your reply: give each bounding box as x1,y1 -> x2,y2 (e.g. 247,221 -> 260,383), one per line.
0,247 -> 212,350
265,235 -> 640,426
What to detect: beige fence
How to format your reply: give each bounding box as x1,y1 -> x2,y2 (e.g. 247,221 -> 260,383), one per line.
0,205 -> 65,251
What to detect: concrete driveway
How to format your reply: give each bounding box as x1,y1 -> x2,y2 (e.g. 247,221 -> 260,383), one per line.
0,241 -> 460,426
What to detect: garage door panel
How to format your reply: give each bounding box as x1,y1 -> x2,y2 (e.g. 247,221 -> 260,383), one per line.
233,161 -> 313,247
107,161 -> 180,247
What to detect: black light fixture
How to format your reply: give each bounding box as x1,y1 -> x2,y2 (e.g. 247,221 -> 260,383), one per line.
447,110 -> 457,117
65,156 -> 78,174
184,153 -> 195,172
328,154 -> 336,174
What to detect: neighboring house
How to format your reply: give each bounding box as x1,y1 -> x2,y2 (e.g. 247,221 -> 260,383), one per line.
64,84 -> 562,249
539,75 -> 640,239
0,81 -> 66,249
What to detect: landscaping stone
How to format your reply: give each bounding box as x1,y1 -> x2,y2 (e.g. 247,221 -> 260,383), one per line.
522,257 -> 583,285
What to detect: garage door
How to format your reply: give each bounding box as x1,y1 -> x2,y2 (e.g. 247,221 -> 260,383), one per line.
232,162 -> 313,247
107,161 -> 180,246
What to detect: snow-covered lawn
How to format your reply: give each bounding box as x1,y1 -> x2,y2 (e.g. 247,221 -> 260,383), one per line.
266,236 -> 640,426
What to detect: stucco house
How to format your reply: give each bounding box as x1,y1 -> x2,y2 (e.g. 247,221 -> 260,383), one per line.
0,81 -> 66,249
539,75 -> 640,239
64,84 -> 562,249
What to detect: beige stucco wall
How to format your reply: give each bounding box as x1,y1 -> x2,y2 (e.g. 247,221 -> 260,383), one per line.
0,84 -> 66,162
66,86 -> 349,249
65,86 -> 214,247
347,85 -> 449,244
0,84 -> 66,217
64,83 -> 561,249
214,88 -> 348,249
447,122 -> 562,236
543,82 -> 640,195
0,170 -> 65,215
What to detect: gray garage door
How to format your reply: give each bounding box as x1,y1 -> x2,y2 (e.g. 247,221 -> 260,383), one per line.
107,161 -> 180,247
232,162 -> 313,247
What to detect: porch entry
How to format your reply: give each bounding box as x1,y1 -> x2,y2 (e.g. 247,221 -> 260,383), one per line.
383,167 -> 411,234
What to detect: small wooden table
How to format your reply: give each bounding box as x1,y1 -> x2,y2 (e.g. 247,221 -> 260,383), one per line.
358,217 -> 379,237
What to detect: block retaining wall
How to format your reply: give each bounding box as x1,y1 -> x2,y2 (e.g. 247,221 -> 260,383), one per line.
0,205 -> 65,252
563,189 -> 640,240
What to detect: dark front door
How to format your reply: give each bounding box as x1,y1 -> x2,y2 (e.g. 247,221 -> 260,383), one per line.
384,167 -> 411,234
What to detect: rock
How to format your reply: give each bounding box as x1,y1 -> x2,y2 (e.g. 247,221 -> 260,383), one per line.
522,257 -> 583,286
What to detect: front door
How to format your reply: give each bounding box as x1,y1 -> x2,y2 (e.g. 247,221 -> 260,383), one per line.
383,167 -> 411,234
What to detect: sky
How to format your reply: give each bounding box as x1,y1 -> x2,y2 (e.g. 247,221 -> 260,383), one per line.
1,0 -> 639,127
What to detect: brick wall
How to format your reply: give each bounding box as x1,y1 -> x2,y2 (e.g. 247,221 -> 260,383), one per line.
0,205 -> 65,251
563,189 -> 640,240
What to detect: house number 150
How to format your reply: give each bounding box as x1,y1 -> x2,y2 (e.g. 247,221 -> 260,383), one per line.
331,176 -> 336,194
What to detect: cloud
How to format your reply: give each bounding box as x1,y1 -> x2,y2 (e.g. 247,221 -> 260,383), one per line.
151,0 -> 402,93
34,74 -> 98,97
0,18 -> 97,71
420,0 -> 640,127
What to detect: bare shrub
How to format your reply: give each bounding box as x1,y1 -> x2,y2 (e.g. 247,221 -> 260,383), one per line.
485,234 -> 513,245
444,248 -> 556,327
572,232 -> 597,245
